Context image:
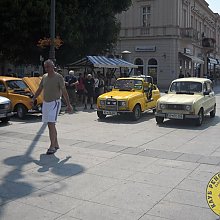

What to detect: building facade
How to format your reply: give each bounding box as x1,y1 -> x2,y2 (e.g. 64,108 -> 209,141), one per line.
116,0 -> 220,88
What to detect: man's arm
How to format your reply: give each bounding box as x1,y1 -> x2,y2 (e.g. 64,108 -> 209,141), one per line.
62,87 -> 73,113
32,86 -> 43,103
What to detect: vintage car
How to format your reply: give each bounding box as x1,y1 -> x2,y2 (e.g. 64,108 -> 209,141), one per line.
0,76 -> 43,119
0,96 -> 13,123
155,77 -> 216,126
97,77 -> 160,120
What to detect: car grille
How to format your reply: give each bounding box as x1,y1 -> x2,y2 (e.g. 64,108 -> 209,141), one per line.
105,99 -> 117,110
166,104 -> 185,110
0,104 -> 6,110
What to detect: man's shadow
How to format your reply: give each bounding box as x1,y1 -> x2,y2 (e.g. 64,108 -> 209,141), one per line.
33,154 -> 84,176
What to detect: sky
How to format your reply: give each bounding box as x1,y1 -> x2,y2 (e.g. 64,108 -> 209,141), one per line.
206,0 -> 220,14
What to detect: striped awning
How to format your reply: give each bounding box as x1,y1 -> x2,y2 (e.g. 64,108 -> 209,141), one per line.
68,56 -> 138,69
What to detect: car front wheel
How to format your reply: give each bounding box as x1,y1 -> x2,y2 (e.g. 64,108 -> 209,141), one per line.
210,104 -> 216,118
16,104 -> 28,119
1,117 -> 10,123
97,111 -> 106,119
156,116 -> 164,124
132,104 -> 141,121
196,109 -> 204,126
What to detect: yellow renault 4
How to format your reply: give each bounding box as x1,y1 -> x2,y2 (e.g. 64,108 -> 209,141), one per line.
0,76 -> 43,119
97,77 -> 160,120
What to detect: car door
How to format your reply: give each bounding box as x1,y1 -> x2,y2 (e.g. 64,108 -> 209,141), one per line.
206,81 -> 215,110
202,82 -> 212,114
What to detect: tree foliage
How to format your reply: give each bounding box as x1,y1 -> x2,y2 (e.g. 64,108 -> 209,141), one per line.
0,0 -> 132,65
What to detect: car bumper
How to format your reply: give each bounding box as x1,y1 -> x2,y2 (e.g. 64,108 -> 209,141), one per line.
97,109 -> 132,115
155,112 -> 199,119
0,111 -> 14,119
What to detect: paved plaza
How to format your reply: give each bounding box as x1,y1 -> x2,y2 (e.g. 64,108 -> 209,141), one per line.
0,85 -> 220,220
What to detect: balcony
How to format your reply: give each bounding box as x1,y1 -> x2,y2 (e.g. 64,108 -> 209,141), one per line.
180,28 -> 199,41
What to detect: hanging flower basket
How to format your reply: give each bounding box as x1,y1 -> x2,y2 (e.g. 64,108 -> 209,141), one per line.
37,36 -> 63,49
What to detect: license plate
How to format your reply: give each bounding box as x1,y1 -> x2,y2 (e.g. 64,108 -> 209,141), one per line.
167,113 -> 183,119
0,113 -> 6,118
103,110 -> 117,115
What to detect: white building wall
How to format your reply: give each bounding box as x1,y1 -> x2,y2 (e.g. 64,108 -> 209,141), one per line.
116,0 -> 220,88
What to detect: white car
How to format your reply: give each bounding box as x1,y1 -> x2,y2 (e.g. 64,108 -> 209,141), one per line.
0,96 -> 13,123
155,77 -> 216,126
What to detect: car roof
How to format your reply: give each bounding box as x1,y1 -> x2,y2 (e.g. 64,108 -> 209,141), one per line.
0,76 -> 22,81
172,77 -> 211,83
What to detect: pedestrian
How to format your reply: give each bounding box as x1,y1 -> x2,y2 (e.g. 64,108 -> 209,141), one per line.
32,59 -> 73,155
65,70 -> 79,111
76,73 -> 85,105
98,75 -> 105,95
94,73 -> 99,101
84,73 -> 95,109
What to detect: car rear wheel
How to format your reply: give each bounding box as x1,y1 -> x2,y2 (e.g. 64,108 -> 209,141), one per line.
132,104 -> 141,121
97,111 -> 106,119
16,104 -> 27,119
156,116 -> 164,124
1,117 -> 10,123
210,104 -> 216,118
196,109 -> 204,126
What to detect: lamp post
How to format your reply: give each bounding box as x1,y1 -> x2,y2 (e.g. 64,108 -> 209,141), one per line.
49,0 -> 56,62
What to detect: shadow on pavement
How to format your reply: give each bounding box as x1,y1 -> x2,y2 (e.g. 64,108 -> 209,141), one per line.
33,154 -> 84,176
97,111 -> 155,124
156,115 -> 220,130
0,123 -> 84,218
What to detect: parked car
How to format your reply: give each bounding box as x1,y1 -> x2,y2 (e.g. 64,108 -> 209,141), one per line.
0,76 -> 43,119
97,77 -> 160,120
0,96 -> 13,123
155,77 -> 216,126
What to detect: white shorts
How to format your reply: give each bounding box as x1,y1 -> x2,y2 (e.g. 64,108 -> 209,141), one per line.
42,99 -> 61,123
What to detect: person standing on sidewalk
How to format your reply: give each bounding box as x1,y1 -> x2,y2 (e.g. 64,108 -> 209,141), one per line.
65,70 -> 79,111
32,59 -> 73,155
84,73 -> 95,109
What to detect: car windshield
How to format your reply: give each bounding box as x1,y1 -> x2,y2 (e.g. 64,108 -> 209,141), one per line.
114,79 -> 143,90
6,80 -> 28,90
170,81 -> 202,93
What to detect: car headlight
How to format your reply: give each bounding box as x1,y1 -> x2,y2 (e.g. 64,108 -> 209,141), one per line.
185,105 -> 192,111
118,101 -> 127,107
160,103 -> 166,109
100,100 -> 105,106
4,102 -> 11,110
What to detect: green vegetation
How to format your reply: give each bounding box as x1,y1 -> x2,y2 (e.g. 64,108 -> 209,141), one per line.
0,0 -> 131,65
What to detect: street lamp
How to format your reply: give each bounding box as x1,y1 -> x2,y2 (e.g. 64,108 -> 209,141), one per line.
49,0 -> 56,62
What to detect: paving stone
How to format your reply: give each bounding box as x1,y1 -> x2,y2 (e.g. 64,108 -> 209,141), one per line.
0,201 -> 60,219
197,156 -> 220,165
120,147 -> 144,155
177,153 -> 202,162
67,200 -> 142,220
138,149 -> 165,157
156,151 -> 183,160
148,200 -> 216,220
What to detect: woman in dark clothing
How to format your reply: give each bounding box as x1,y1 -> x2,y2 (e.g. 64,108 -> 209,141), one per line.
84,74 -> 95,109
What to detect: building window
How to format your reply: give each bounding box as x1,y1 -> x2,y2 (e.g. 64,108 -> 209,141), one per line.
141,6 -> 151,27
183,9 -> 187,27
134,58 -> 144,75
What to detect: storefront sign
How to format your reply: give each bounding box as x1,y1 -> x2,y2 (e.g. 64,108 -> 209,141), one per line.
135,46 -> 156,52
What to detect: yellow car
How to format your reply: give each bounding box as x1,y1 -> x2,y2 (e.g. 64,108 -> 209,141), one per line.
0,76 -> 43,119
97,77 -> 160,120
155,77 -> 216,126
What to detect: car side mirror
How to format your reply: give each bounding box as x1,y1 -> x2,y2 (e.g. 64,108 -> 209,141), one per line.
203,91 -> 209,96
165,90 -> 168,94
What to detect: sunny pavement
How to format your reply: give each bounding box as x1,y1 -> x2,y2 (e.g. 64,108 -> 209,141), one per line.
0,84 -> 220,220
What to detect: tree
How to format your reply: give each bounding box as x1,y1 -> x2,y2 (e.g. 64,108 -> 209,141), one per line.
0,0 -> 132,65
